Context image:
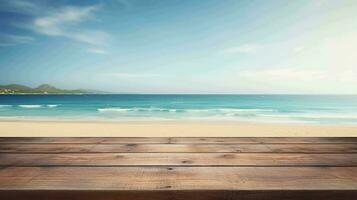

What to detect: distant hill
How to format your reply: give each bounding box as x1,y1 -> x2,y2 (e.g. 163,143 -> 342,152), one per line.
0,84 -> 107,94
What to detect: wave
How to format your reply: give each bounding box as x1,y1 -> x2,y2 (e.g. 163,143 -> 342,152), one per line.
98,107 -> 178,113
185,108 -> 274,113
259,113 -> 357,120
47,105 -> 58,108
0,105 -> 12,108
98,108 -> 131,112
96,107 -> 357,120
97,107 -> 273,114
19,105 -> 42,108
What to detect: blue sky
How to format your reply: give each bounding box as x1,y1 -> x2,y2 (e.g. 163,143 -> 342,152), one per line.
0,0 -> 357,94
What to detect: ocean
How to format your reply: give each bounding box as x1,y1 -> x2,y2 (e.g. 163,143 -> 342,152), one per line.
0,94 -> 357,124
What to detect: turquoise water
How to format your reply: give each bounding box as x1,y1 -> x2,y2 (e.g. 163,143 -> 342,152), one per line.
0,95 -> 357,124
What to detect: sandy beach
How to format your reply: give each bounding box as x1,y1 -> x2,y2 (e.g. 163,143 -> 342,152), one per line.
0,120 -> 357,137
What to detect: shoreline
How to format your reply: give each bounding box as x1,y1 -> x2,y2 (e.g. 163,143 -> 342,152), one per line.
2,116 -> 357,125
1,120 -> 357,137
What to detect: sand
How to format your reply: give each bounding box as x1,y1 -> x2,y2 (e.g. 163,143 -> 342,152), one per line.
0,120 -> 357,137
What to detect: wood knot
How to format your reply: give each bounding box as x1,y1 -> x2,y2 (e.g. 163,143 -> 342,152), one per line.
219,154 -> 235,159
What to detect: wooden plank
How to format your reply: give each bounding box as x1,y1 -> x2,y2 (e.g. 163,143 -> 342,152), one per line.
1,137 -> 357,200
2,137 -> 357,144
1,143 -> 357,153
0,137 -> 170,144
1,190 -> 357,200
1,153 -> 357,166
1,167 -> 357,190
170,137 -> 357,144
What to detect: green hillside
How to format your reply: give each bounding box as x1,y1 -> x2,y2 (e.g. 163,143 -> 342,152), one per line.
0,84 -> 104,94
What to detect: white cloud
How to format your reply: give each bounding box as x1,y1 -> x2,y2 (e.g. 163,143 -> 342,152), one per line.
31,5 -> 110,46
72,30 -> 111,46
0,0 -> 42,15
239,68 -> 326,82
87,48 -> 108,55
233,66 -> 357,94
223,44 -> 260,54
200,65 -> 352,94
0,34 -> 35,46
33,6 -> 97,36
104,73 -> 162,78
1,1 -> 111,48
218,31 -> 357,93
293,46 -> 305,53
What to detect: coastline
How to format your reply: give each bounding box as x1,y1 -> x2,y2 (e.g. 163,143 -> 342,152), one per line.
1,120 -> 357,137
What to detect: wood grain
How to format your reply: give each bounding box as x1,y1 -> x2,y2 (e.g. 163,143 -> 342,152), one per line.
1,190 -> 357,200
1,167 -> 357,190
0,137 -> 170,144
2,137 -> 357,144
170,137 -> 357,144
1,137 -> 357,200
1,153 -> 357,166
0,190 -> 357,200
1,143 -> 357,153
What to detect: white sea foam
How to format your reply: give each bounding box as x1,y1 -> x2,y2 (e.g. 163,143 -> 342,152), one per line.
0,105 -> 12,108
97,107 -> 273,114
98,108 -> 131,112
47,105 -> 58,108
223,108 -> 274,112
98,107 -> 179,113
19,105 -> 42,108
260,113 -> 357,120
185,108 -> 274,113
96,107 -> 357,123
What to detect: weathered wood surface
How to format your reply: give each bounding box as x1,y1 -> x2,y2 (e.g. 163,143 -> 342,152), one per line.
1,190 -> 357,200
0,137 -> 170,144
2,143 -> 357,153
171,137 -> 357,144
0,137 -> 357,200
1,167 -> 357,190
2,137 -> 357,144
1,153 -> 357,166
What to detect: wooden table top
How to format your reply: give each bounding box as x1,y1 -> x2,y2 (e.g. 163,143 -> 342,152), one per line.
1,137 -> 357,200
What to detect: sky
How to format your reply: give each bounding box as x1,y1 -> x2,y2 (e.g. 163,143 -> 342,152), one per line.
0,0 -> 357,94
